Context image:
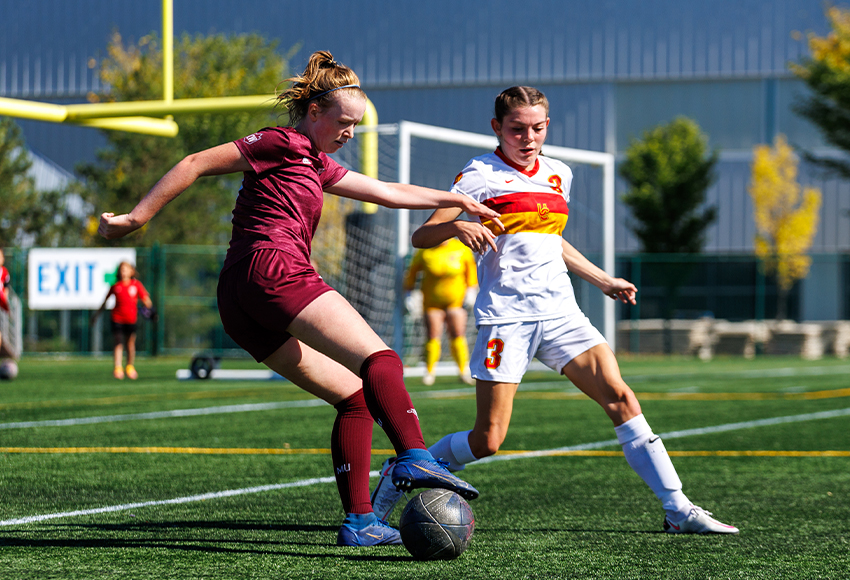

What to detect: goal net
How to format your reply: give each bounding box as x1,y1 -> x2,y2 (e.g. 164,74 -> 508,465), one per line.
318,121 -> 615,366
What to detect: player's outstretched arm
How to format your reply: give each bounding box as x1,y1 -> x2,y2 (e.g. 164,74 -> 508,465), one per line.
325,172 -> 503,228
98,143 -> 251,240
412,208 -> 502,254
561,239 -> 637,305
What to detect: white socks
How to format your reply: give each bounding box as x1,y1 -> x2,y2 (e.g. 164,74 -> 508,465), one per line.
428,417 -> 693,522
428,430 -> 476,472
615,414 -> 691,521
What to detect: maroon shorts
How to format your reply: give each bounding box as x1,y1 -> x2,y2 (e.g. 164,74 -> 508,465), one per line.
217,248 -> 335,362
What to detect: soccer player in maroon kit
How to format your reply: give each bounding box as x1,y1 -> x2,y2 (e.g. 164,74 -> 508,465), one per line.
97,51 -> 502,546
92,261 -> 153,380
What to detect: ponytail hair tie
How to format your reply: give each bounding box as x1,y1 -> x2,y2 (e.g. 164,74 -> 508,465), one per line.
308,84 -> 360,101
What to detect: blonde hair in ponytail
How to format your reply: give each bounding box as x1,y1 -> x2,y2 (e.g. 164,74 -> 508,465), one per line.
279,51 -> 364,126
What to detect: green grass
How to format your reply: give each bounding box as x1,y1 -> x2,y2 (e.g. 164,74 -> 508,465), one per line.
1,355 -> 849,579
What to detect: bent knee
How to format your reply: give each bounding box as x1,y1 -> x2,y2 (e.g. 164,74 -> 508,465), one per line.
600,383 -> 641,420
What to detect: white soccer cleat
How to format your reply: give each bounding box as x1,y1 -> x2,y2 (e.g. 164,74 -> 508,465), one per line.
664,505 -> 739,534
422,372 -> 436,386
370,458 -> 405,520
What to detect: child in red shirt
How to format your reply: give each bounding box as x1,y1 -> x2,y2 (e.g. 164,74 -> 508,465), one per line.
0,248 -> 11,358
92,261 -> 152,379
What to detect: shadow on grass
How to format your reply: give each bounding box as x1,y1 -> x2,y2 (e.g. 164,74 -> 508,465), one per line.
48,519 -> 336,533
0,520 -> 413,561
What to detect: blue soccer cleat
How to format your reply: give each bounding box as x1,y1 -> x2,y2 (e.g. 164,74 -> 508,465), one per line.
336,516 -> 403,547
371,457 -> 406,520
391,454 -> 479,501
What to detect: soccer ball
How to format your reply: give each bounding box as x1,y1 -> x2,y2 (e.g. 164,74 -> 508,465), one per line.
0,360 -> 19,380
399,488 -> 475,560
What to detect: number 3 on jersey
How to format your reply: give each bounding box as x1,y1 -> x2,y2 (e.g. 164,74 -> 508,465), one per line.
485,338 -> 505,369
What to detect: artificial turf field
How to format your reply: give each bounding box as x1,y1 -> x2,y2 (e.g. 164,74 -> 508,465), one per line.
1,355 -> 849,579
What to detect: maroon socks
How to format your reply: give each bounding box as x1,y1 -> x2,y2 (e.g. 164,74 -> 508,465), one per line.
359,349 -> 427,453
331,390 -> 374,514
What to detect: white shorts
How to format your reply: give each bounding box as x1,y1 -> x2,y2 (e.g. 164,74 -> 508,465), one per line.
470,314 -> 607,383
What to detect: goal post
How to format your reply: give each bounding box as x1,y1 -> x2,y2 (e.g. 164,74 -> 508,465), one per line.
327,121 -> 616,363
393,121 -> 617,352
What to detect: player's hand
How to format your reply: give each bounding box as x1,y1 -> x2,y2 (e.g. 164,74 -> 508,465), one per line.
464,287 -> 478,308
458,197 -> 505,233
405,290 -> 424,318
601,278 -> 637,305
97,212 -> 143,240
455,221 -> 500,254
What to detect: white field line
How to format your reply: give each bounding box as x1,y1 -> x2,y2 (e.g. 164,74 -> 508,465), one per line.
477,407 -> 850,464
0,389 -> 489,430
0,400 -> 327,430
0,385 -> 562,431
622,364 -> 850,384
5,363 -> 849,431
2,406 -> 849,527
0,477 -> 335,526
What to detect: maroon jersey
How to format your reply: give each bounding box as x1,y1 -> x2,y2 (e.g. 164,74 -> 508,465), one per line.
224,126 -> 348,271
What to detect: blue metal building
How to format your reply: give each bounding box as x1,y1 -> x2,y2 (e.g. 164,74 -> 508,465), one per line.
2,0 -> 847,320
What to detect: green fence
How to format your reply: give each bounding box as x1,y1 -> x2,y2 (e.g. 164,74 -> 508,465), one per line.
617,253 -> 850,322
3,247 -> 847,358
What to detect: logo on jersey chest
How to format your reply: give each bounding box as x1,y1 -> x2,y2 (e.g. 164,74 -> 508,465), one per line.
537,202 -> 550,220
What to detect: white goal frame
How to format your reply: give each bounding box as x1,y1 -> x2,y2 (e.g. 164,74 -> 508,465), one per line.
355,121 -> 617,353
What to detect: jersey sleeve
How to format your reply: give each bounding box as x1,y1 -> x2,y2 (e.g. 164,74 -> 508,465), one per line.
134,280 -> 149,300
318,154 -> 349,188
449,160 -> 487,202
234,128 -> 291,174
404,251 -> 423,291
462,248 -> 478,288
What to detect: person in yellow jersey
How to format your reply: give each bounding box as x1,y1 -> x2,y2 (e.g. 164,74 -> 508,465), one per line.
404,237 -> 478,386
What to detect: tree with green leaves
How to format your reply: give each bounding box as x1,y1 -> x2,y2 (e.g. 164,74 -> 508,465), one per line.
1,117 -> 85,247
74,31 -> 294,352
792,6 -> 850,178
78,31 -> 294,246
619,117 -> 718,254
619,117 -> 718,351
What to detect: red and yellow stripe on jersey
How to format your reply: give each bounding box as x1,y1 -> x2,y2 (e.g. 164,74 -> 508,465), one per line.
480,192 -> 569,236
449,149 -> 582,324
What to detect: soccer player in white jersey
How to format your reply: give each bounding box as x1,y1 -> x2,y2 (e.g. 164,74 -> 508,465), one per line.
372,86 -> 738,535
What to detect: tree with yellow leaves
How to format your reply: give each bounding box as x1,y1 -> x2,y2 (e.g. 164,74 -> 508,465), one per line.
792,6 -> 850,177
749,135 -> 821,320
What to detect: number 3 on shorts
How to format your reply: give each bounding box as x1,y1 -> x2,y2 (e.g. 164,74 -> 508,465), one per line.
485,338 -> 505,369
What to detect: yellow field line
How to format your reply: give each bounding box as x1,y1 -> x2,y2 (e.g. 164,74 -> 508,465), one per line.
514,387 -> 850,401
2,447 -> 848,457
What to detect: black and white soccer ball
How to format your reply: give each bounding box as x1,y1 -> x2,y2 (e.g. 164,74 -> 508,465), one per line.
399,488 -> 475,560
0,359 -> 19,380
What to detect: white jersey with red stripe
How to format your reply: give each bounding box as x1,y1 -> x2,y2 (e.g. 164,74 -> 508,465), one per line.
450,149 -> 581,324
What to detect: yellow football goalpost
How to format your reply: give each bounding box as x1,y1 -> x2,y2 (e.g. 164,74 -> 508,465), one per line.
0,0 -> 379,177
